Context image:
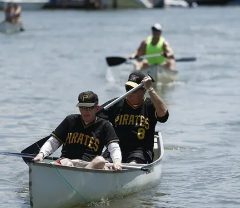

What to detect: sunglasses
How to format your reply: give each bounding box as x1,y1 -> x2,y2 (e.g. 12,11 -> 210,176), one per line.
79,106 -> 96,111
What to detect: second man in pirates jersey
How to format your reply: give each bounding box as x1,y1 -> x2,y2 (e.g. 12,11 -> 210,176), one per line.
99,72 -> 169,164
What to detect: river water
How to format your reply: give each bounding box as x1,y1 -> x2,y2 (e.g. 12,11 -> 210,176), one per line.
0,6 -> 239,208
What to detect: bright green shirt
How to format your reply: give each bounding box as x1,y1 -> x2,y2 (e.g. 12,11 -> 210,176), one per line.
146,36 -> 166,65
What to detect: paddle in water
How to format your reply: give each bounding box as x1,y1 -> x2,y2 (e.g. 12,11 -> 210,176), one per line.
21,135 -> 50,163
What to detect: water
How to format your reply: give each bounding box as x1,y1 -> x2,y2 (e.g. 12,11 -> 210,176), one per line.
0,6 -> 240,208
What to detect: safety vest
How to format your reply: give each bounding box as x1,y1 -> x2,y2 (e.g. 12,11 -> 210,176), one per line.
146,36 -> 166,65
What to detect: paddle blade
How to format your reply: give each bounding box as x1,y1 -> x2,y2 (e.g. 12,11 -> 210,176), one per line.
21,135 -> 50,163
176,57 -> 197,62
106,57 -> 127,66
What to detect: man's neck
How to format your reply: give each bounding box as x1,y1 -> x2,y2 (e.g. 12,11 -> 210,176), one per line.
83,117 -> 97,125
152,36 -> 160,45
127,98 -> 144,106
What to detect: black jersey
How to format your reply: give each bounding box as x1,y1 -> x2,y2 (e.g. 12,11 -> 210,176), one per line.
98,97 -> 168,152
51,114 -> 119,161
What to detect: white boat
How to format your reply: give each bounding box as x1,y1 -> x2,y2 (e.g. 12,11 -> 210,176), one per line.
164,0 -> 189,7
0,20 -> 24,34
29,132 -> 164,208
0,0 -> 49,10
139,65 -> 178,84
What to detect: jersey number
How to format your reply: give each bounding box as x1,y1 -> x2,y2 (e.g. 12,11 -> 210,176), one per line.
137,128 -> 145,140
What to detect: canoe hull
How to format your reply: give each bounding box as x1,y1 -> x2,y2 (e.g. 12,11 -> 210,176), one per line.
140,65 -> 178,84
0,21 -> 24,34
29,132 -> 164,208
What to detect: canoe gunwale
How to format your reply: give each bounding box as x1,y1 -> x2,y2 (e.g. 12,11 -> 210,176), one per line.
28,131 -> 164,173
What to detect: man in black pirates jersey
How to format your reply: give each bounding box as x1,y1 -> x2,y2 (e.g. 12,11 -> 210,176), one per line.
34,91 -> 122,170
99,72 -> 169,164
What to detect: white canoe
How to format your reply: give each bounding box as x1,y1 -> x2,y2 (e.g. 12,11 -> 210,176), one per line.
29,132 -> 164,208
0,21 -> 24,34
140,65 -> 178,84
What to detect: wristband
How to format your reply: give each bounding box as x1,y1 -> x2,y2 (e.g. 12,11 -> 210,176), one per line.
148,87 -> 154,92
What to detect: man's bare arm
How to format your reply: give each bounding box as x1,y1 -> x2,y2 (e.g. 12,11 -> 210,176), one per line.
163,40 -> 174,59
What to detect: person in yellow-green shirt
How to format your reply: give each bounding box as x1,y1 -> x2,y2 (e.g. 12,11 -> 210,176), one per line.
129,23 -> 176,71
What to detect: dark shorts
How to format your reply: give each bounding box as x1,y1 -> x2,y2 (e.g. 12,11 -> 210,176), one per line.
102,149 -> 154,164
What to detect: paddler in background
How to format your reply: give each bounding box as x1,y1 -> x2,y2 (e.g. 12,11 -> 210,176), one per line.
12,3 -> 22,24
129,23 -> 176,71
4,2 -> 15,23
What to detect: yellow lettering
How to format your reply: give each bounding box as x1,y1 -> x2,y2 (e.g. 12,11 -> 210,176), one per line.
82,94 -> 88,101
76,133 -> 84,144
119,115 -> 123,125
140,116 -> 145,127
66,133 -> 72,144
135,115 -> 140,125
88,137 -> 94,149
145,118 -> 149,129
128,115 -> 135,125
123,114 -> 129,125
138,128 -> 145,140
84,135 -> 90,146
115,116 -> 119,126
93,139 -> 99,152
72,133 -> 78,143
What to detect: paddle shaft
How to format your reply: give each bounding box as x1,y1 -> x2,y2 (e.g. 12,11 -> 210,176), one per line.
0,152 -> 58,161
98,74 -> 154,114
136,54 -> 196,62
137,53 -> 164,59
106,54 -> 196,67
102,83 -> 144,110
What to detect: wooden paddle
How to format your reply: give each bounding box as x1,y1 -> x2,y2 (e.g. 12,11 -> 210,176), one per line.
20,80 -> 154,164
106,54 -> 197,67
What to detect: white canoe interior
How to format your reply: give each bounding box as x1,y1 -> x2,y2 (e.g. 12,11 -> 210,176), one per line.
29,132 -> 164,208
140,65 -> 178,84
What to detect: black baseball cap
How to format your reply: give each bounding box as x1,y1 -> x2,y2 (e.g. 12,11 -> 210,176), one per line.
76,91 -> 99,107
125,72 -> 146,88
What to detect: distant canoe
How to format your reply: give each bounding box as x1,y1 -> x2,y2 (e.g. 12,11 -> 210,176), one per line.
139,65 -> 178,84
0,21 -> 24,34
29,132 -> 164,208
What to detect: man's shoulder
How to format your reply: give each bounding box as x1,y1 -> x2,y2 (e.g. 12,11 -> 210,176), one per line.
96,117 -> 114,129
142,39 -> 148,45
97,117 -> 111,124
65,114 -> 80,121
